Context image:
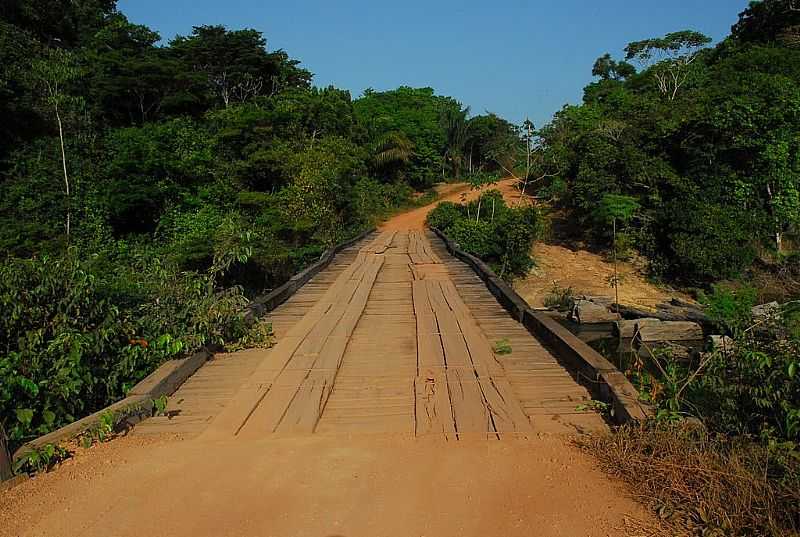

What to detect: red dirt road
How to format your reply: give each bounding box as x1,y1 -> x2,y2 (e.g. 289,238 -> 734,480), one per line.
1,434 -> 654,537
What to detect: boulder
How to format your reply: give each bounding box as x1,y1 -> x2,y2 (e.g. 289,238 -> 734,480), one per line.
613,318 -> 660,339
637,341 -> 695,362
569,299 -> 620,324
635,321 -> 703,343
752,302 -> 780,320
707,334 -> 736,354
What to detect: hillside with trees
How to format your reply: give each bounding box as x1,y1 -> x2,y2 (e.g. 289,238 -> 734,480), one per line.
532,1 -> 800,289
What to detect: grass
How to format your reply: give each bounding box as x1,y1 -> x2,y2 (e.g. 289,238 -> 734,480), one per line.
577,422 -> 800,537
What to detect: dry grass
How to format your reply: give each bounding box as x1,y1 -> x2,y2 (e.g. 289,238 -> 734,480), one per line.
577,423 -> 800,537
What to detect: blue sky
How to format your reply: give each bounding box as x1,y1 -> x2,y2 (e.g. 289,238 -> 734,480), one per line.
117,0 -> 746,127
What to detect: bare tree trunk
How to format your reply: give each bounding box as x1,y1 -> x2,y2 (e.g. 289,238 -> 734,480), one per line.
612,218 -> 620,311
0,424 -> 12,482
476,195 -> 482,222
55,105 -> 71,244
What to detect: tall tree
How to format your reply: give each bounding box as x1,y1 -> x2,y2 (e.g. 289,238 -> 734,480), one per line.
625,30 -> 712,100
29,48 -> 83,242
441,106 -> 471,180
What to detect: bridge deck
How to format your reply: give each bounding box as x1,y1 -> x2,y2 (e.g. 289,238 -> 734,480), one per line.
135,231 -> 605,438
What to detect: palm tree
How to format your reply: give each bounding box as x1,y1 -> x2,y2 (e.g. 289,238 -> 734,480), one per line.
372,131 -> 415,171
441,106 -> 471,181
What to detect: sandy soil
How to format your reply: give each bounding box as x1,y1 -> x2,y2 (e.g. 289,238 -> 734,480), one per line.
517,243 -> 679,309
0,433 -> 657,537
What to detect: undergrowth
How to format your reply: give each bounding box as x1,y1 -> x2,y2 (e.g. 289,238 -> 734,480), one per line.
579,422 -> 800,537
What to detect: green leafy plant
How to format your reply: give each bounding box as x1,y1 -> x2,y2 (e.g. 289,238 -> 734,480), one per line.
13,443 -> 71,475
543,282 -> 575,310
492,339 -> 513,355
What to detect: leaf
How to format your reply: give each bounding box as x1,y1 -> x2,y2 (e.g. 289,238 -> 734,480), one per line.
789,362 -> 797,378
42,410 -> 56,426
16,408 -> 34,426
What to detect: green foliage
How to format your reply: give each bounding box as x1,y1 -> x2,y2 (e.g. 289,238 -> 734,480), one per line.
427,194 -> 542,279
13,443 -> 71,475
448,219 -> 495,258
700,285 -> 759,334
492,339 -> 512,355
425,201 -> 462,231
355,86 -> 461,188
534,3 -> 800,283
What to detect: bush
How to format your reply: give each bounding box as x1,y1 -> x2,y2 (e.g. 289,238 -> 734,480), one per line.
447,219 -> 494,258
0,250 -> 262,451
426,201 -> 463,232
426,195 -> 541,279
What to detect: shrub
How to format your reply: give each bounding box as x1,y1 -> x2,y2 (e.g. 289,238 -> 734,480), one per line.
0,250 -> 261,451
447,219 -> 494,258
426,201 -> 463,232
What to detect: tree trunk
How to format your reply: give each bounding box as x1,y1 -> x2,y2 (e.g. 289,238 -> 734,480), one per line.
0,424 -> 12,482
55,105 -> 70,244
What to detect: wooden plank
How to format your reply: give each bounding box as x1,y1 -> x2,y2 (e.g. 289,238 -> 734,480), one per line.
201,252 -> 374,439
426,281 -> 472,369
439,280 -> 503,377
251,255 -> 384,434
446,368 -> 492,435
414,373 -> 455,436
477,376 -> 533,434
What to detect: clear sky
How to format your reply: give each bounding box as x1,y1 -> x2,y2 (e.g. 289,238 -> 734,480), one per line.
117,0 -> 747,127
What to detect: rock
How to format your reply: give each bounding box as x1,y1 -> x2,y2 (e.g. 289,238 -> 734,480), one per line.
752,302 -> 780,320
637,341 -> 695,362
707,335 -> 736,354
613,318 -> 660,339
569,299 -> 620,324
636,321 -> 704,343
615,301 -> 712,328
583,295 -> 615,307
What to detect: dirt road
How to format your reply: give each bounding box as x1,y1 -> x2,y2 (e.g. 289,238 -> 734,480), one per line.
0,192 -> 656,537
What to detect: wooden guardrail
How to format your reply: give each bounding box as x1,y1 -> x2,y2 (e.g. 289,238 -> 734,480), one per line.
431,227 -> 654,424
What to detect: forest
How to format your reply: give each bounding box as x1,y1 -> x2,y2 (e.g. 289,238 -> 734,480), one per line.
0,1 -> 521,450
533,2 -> 800,288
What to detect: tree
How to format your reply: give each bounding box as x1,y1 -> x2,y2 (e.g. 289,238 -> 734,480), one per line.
592,53 -> 636,80
732,0 -> 800,46
372,131 -> 414,178
169,25 -> 311,109
441,106 -> 471,180
29,48 -> 83,243
354,86 -> 461,187
464,113 -> 520,174
624,30 -> 712,100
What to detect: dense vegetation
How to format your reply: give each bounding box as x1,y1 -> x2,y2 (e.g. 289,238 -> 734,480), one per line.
0,1 -> 519,451
533,0 -> 800,287
532,2 -> 800,534
427,190 -> 541,278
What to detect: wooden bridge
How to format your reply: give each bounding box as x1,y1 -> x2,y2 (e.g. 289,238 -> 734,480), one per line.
134,230 -> 605,439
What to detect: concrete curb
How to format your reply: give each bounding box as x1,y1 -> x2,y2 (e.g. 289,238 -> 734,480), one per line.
431,227 -> 654,424
9,228 -> 376,468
